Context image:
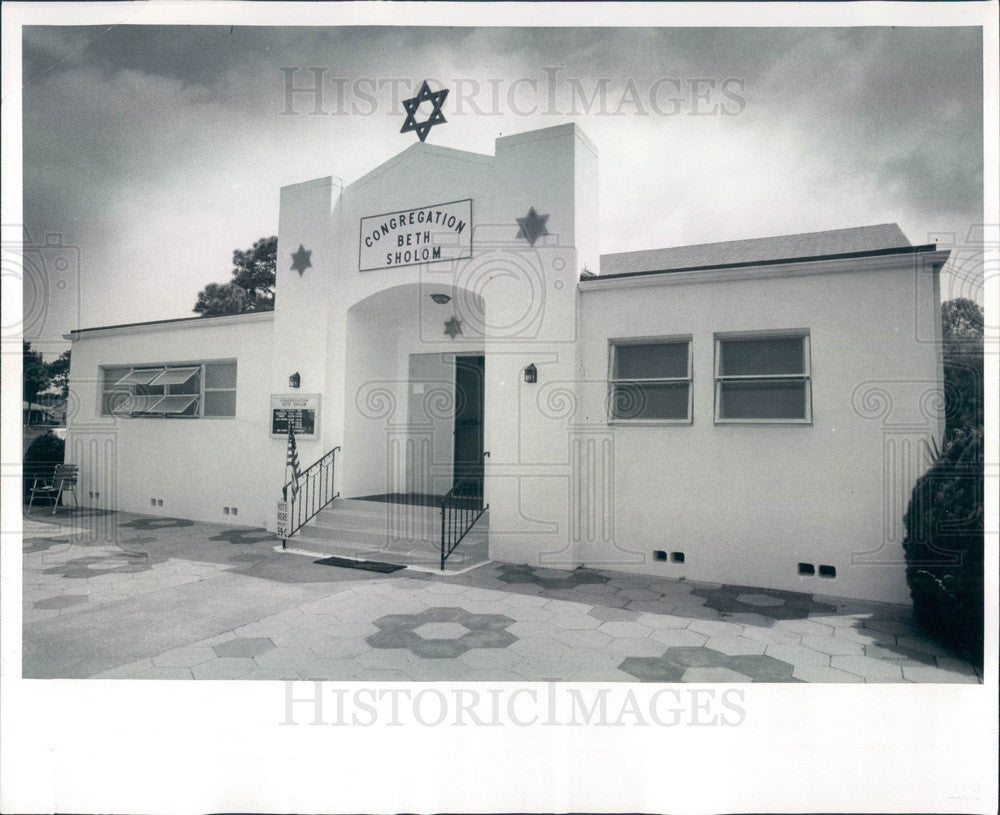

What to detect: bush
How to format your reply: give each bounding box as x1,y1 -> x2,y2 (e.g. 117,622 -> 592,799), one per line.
902,422 -> 984,666
23,432 -> 66,504
902,299 -> 984,667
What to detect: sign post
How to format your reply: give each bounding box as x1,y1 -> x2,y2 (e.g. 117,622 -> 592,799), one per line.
276,500 -> 290,540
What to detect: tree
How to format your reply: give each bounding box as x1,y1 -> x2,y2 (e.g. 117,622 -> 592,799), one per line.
47,349 -> 71,400
902,298 -> 985,666
941,298 -> 984,435
23,341 -> 50,407
941,297 -> 984,343
194,236 -> 277,317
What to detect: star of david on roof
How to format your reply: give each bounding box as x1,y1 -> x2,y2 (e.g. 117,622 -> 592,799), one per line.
400,81 -> 449,143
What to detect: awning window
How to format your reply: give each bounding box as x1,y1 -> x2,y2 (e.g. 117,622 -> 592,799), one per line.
110,394 -> 164,415
149,366 -> 200,386
115,368 -> 165,386
142,395 -> 199,415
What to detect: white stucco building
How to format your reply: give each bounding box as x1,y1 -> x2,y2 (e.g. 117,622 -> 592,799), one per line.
66,123 -> 948,603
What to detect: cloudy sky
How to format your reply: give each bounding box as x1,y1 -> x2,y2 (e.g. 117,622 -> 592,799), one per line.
21,25 -> 983,355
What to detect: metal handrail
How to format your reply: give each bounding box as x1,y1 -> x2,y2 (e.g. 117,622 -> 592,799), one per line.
281,445 -> 340,547
440,458 -> 488,570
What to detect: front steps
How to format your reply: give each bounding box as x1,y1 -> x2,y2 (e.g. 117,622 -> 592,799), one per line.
290,497 -> 489,571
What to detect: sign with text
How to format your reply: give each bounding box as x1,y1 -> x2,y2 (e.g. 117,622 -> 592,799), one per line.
276,500 -> 290,538
359,198 -> 472,272
270,394 -> 320,439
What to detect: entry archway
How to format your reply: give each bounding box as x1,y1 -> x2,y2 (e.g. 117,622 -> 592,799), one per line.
342,282 -> 485,501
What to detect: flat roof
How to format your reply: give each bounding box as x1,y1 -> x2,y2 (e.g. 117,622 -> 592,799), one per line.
587,243 -> 939,283
67,309 -> 274,338
599,223 -> 913,276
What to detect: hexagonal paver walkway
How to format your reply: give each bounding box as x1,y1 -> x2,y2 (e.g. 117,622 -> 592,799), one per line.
691,583 -> 838,621
22,508 -> 983,683
212,637 -> 276,659
367,607 -> 517,659
620,646 -> 800,683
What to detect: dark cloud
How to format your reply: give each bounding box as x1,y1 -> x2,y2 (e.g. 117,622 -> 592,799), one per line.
20,25 -> 984,344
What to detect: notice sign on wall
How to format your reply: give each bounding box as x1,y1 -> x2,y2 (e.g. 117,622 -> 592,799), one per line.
270,394 -> 320,439
359,198 -> 472,272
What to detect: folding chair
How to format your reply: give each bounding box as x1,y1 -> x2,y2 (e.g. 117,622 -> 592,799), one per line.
28,464 -> 79,514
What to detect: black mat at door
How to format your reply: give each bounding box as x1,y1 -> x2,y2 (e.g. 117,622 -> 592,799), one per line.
354,492 -> 443,508
313,555 -> 405,573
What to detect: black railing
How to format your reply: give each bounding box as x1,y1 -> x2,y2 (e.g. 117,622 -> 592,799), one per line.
281,446 -> 340,548
440,479 -> 487,570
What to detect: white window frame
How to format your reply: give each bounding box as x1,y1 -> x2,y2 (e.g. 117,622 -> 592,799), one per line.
608,335 -> 693,425
100,360 -> 237,419
713,330 -> 812,424
201,360 -> 239,419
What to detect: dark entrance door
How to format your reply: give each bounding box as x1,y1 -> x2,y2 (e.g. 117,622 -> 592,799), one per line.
453,355 -> 485,495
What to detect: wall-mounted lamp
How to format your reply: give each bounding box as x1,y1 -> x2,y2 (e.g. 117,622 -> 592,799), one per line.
430,293 -> 452,305
289,372 -> 301,389
523,363 -> 537,384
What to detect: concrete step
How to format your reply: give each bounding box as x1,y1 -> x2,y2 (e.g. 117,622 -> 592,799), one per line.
309,506 -> 440,536
305,498 -> 487,539
289,496 -> 489,571
292,527 -> 488,569
298,522 -> 433,549
327,497 -> 443,517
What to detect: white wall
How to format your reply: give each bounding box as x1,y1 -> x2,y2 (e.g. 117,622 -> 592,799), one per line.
66,314 -> 274,528
61,121 -> 948,605
482,124 -> 595,567
575,257 -> 945,603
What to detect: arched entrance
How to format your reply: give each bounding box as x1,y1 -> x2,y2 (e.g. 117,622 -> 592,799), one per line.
341,282 -> 486,503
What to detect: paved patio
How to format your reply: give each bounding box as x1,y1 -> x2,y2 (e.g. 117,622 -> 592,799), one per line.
22,508 -> 981,683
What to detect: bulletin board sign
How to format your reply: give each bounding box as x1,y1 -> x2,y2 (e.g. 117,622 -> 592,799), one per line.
270,394 -> 320,439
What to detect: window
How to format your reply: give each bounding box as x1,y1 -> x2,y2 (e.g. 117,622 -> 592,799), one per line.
101,361 -> 237,418
203,361 -> 237,416
714,333 -> 811,423
609,338 -> 692,422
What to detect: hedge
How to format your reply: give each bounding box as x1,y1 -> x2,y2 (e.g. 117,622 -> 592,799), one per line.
23,433 -> 66,505
902,424 -> 984,666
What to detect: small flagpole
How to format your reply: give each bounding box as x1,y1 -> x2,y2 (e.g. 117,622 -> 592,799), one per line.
285,424 -> 302,501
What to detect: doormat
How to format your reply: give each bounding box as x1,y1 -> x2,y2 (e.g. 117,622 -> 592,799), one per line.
314,555 -> 406,573
354,492 -> 442,508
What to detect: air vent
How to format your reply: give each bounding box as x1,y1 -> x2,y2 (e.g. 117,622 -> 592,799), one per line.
671,552 -> 685,564
798,563 -> 815,576
818,565 -> 837,578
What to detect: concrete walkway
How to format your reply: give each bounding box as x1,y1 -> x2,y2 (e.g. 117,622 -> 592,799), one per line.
22,508 -> 981,683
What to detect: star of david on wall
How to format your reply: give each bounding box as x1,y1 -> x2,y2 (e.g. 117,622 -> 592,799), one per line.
400,81 -> 449,143
515,207 -> 550,246
444,316 -> 463,339
290,244 -> 312,275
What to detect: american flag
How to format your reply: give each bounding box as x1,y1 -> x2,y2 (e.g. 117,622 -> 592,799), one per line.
285,425 -> 303,498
